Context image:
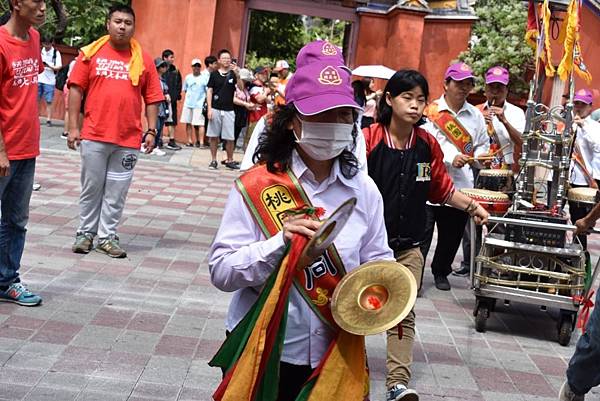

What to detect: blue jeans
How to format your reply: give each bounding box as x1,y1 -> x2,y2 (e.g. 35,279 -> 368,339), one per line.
0,158 -> 35,287
567,289 -> 600,395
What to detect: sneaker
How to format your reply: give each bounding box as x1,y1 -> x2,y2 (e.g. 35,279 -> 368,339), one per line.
386,384 -> 419,401
72,232 -> 94,254
61,132 -> 68,139
0,282 -> 42,306
209,160 -> 218,170
225,161 -> 240,170
151,148 -> 166,156
140,143 -> 147,152
559,381 -> 585,401
452,266 -> 470,277
221,159 -> 227,165
434,275 -> 451,291
32,183 -> 41,191
96,235 -> 127,258
166,139 -> 182,151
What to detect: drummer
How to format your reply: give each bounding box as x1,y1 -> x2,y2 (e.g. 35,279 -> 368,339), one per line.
209,41 -> 394,401
568,88 -> 600,249
420,62 -> 489,291
363,69 -> 488,401
458,66 -> 526,276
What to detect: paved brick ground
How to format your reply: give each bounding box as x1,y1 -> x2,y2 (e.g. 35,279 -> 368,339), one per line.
0,126 -> 598,400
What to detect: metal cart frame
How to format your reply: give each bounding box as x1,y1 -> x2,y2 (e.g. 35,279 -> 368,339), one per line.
469,217 -> 599,345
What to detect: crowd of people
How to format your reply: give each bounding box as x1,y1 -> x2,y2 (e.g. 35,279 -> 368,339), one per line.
0,1 -> 598,401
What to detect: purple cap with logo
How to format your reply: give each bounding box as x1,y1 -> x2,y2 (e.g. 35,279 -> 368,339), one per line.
444,62 -> 475,81
574,88 -> 593,104
296,40 -> 345,68
285,60 -> 360,116
485,66 -> 509,85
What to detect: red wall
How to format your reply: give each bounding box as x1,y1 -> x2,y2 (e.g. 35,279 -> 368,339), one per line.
131,0 -> 219,140
211,0 -> 245,58
419,18 -> 473,100
578,6 -> 600,103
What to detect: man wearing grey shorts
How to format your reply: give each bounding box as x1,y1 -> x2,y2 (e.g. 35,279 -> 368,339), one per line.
206,49 -> 241,170
67,5 -> 164,258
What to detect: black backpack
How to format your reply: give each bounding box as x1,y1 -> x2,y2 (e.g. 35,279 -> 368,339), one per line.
55,65 -> 69,91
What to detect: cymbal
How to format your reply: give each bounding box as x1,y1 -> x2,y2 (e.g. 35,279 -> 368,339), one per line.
331,260 -> 417,336
298,198 -> 356,268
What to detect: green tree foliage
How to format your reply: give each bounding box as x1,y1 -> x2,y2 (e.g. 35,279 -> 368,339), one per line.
1,0 -> 130,46
459,0 -> 534,96
245,11 -> 349,71
247,11 -> 306,70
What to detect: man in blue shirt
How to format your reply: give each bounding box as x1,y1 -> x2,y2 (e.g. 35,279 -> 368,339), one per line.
181,58 -> 208,147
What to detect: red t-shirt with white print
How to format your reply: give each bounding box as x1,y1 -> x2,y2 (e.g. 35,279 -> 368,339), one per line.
68,43 -> 164,149
0,26 -> 44,160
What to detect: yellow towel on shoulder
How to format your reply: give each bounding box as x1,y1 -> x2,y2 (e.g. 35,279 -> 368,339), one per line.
80,35 -> 145,86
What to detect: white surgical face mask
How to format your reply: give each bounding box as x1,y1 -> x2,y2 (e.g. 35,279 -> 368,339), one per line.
295,121 -> 354,161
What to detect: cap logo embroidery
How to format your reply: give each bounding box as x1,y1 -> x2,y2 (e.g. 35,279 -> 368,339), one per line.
318,66 -> 342,85
460,64 -> 470,71
493,68 -> 503,75
578,89 -> 586,95
322,42 -> 338,56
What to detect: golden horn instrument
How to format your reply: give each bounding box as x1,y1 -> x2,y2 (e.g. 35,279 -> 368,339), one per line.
331,261 -> 417,336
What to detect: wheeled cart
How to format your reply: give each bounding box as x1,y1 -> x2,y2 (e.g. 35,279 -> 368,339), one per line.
469,217 -> 599,345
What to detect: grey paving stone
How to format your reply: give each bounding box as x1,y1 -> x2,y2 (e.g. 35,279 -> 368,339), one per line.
138,356 -> 190,385
430,364 -> 478,390
70,325 -> 122,350
112,331 -> 161,355
24,386 -> 78,401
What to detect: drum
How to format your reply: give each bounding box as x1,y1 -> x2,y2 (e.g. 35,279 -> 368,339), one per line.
567,187 -> 599,214
476,169 -> 514,193
460,188 -> 511,215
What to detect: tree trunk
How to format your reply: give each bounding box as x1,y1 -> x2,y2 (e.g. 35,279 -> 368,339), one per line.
50,0 -> 68,43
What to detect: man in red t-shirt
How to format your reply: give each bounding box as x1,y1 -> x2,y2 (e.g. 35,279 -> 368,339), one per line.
67,4 -> 164,258
0,0 -> 46,306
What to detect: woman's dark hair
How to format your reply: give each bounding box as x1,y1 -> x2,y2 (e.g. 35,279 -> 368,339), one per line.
362,78 -> 374,95
253,104 -> 360,179
377,69 -> 429,127
352,80 -> 366,108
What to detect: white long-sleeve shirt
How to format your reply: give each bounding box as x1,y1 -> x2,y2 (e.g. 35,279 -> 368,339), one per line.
209,150 -> 393,367
479,101 -> 526,165
570,116 -> 600,185
422,95 -> 489,191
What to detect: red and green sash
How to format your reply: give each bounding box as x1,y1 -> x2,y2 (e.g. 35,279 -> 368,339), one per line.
476,103 -> 505,169
572,142 -> 598,188
426,102 -> 474,157
209,164 -> 369,401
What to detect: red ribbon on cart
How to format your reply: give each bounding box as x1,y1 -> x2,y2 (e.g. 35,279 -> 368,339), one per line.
573,290 -> 595,333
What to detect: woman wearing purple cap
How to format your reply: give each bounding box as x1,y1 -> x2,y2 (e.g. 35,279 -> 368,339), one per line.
209,42 -> 393,401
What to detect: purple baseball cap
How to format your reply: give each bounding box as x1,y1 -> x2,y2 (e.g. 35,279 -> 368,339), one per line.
296,40 -> 345,68
285,61 -> 361,116
485,66 -> 509,85
574,88 -> 593,104
444,62 -> 475,81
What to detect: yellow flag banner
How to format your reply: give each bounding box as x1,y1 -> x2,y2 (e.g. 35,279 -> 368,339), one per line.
542,0 -> 556,77
557,0 -> 593,84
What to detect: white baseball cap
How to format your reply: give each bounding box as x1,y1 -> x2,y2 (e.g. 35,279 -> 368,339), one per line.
273,60 -> 290,72
191,58 -> 202,66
